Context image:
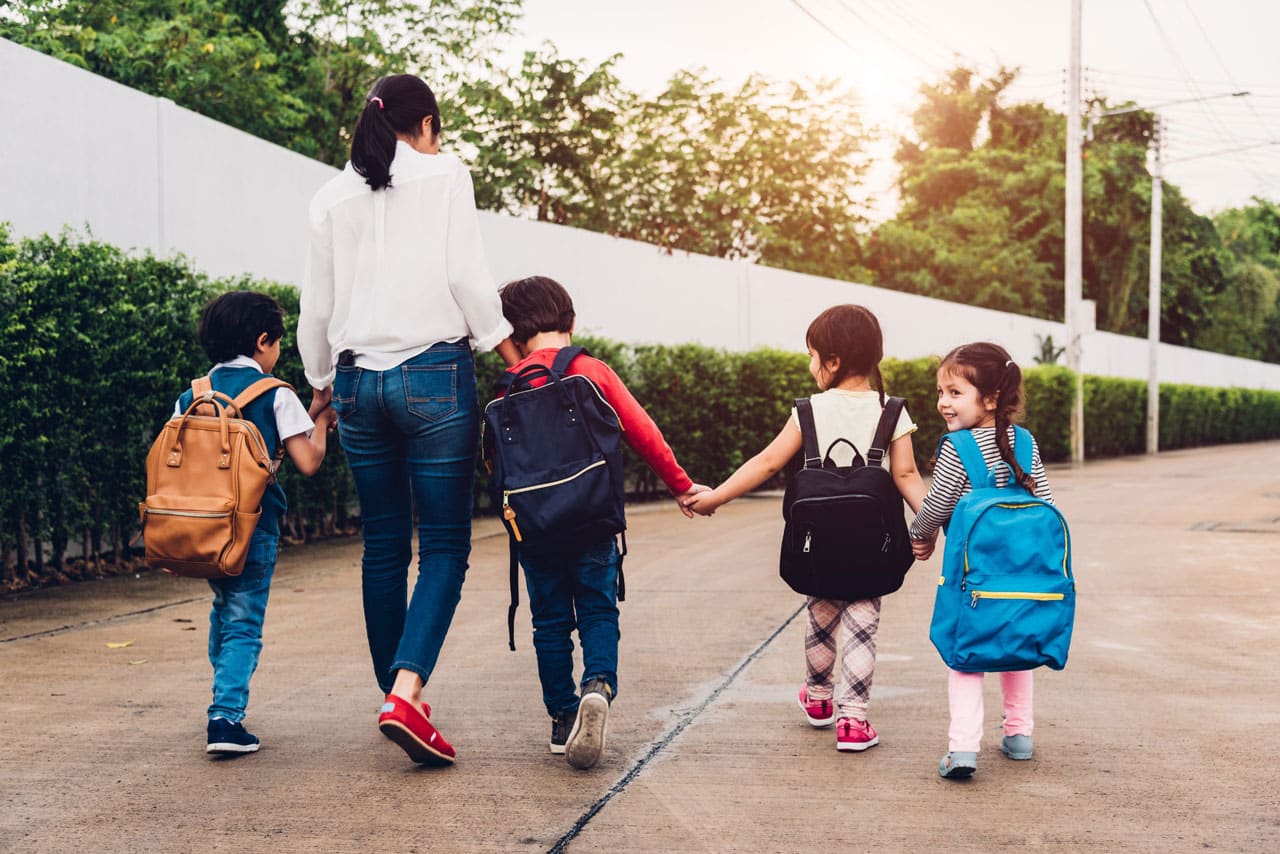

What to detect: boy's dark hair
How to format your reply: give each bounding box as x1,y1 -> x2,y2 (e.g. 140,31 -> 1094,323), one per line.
499,276 -> 576,344
806,304 -> 886,405
939,341 -> 1035,492
350,74 -> 443,191
197,291 -> 286,364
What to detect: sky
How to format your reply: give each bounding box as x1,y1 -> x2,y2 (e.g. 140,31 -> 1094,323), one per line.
500,0 -> 1280,222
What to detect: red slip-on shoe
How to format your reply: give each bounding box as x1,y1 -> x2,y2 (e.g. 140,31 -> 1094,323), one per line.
377,694 -> 456,766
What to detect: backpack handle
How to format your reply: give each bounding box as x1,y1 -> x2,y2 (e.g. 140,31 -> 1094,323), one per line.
171,391 -> 235,469
823,438 -> 865,469
797,396 -> 906,470
940,426 -> 1036,493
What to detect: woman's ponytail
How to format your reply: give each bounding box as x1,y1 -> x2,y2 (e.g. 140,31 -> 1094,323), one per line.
350,97 -> 398,191
349,75 -> 443,192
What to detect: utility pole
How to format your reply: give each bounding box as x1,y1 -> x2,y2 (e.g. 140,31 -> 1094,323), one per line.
1065,0 -> 1084,464
1146,120 -> 1163,455
1089,92 -> 1252,455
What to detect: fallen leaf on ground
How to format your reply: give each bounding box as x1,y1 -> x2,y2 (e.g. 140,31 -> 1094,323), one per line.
105,641 -> 133,649
127,659 -> 148,666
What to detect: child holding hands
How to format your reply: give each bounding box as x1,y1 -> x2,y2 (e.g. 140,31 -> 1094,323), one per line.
909,342 -> 1055,779
687,305 -> 925,750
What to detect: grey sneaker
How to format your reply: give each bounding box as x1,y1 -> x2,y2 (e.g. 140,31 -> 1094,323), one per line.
939,751 -> 977,779
1001,733 -> 1034,760
565,678 -> 612,770
550,707 -> 577,755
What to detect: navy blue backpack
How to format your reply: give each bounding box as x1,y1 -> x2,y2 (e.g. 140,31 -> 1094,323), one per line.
482,346 -> 627,649
928,427 -> 1076,672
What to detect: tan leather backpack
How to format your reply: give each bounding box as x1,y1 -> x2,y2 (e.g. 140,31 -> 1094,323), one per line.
139,375 -> 292,578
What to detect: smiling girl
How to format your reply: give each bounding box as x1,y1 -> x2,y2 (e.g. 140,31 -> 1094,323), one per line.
908,341 -> 1055,780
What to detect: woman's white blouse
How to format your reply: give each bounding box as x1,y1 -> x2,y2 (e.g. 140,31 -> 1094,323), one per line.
299,141 -> 512,388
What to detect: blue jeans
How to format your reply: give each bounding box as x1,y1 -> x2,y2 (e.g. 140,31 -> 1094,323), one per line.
207,529 -> 277,722
332,341 -> 478,694
520,536 -> 621,716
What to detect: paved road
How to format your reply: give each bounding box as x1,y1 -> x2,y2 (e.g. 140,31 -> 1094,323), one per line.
2,442 -> 1279,852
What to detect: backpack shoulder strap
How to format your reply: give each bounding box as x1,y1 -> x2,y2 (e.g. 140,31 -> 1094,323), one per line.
231,377 -> 293,412
1011,425 -> 1035,474
795,398 -> 821,469
550,345 -> 588,377
939,429 -> 991,487
866,396 -> 906,468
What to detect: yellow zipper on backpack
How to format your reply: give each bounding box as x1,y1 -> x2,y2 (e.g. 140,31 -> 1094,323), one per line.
969,590 -> 1065,608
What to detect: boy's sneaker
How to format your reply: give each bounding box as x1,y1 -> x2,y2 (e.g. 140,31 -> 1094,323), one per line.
565,678 -> 612,770
835,717 -> 879,752
798,685 -> 836,728
939,751 -> 978,779
550,707 -> 577,755
206,718 -> 260,755
1001,733 -> 1034,760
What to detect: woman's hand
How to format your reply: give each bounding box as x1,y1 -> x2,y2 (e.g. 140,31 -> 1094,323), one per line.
308,386 -> 333,421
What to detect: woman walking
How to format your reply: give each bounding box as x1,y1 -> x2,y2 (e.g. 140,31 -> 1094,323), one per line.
299,74 -> 517,765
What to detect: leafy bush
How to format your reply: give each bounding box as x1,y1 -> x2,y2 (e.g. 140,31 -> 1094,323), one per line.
7,228 -> 1280,590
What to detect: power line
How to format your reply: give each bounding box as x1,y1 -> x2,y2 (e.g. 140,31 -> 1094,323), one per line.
1181,0 -> 1278,141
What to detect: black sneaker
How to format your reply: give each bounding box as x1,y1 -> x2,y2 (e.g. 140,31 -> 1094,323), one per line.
207,717 -> 260,755
565,678 -> 612,770
550,707 -> 577,755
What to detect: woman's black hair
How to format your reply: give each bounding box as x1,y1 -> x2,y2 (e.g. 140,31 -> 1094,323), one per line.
197,291 -> 286,363
350,75 -> 443,191
499,276 -> 576,344
939,342 -> 1036,492
805,304 -> 887,406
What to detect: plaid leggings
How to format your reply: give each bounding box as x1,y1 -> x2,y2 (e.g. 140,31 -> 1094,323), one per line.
804,596 -> 882,720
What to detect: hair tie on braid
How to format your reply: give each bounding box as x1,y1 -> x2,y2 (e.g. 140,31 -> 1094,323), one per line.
368,96 -> 384,110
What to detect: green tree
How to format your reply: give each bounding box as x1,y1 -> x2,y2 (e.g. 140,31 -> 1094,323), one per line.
452,44 -> 629,228
606,71 -> 872,279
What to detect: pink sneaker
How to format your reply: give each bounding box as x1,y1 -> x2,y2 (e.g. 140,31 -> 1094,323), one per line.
797,686 -> 835,728
836,717 -> 879,752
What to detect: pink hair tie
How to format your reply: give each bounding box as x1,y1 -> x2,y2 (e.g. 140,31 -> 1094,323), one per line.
368,96 -> 384,110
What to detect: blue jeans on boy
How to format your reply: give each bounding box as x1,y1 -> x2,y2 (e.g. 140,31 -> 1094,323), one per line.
519,535 -> 622,716
332,341 -> 478,694
207,529 -> 277,722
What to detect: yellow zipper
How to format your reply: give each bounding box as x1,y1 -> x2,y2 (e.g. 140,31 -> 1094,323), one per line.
970,590 -> 1065,608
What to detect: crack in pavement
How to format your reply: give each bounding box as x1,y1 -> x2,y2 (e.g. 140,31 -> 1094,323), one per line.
0,596 -> 209,643
547,603 -> 805,854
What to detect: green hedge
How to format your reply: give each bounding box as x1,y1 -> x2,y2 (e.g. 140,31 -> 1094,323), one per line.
6,229 -> 1280,590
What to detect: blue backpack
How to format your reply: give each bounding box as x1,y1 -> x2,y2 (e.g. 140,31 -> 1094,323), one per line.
482,346 -> 627,650
928,427 -> 1076,672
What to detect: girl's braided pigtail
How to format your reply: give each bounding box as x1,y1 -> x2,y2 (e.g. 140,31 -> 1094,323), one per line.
993,361 -> 1036,492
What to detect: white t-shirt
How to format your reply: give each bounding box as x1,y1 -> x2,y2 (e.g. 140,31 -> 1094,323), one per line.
299,143 -> 513,388
790,388 -> 917,469
172,355 -> 315,441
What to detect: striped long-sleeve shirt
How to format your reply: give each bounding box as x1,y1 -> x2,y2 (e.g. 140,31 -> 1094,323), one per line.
909,426 -> 1053,542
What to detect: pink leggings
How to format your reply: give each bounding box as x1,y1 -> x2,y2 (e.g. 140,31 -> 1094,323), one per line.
947,668 -> 1033,753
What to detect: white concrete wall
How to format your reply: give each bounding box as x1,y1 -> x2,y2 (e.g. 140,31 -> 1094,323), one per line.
4,37 -> 1280,390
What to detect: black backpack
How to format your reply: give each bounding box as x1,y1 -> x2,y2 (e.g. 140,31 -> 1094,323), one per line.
482,346 -> 627,649
779,396 -> 914,600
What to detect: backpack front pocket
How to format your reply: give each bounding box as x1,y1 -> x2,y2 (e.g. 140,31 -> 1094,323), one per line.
142,494 -> 236,566
503,456 -> 617,544
950,580 -> 1075,671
